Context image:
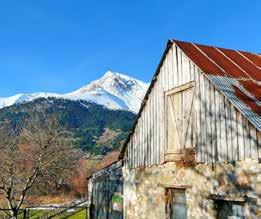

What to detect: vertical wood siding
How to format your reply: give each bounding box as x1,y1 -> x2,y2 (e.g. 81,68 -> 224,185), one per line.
125,44 -> 260,169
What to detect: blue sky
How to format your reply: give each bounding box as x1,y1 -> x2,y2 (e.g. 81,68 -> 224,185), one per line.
0,0 -> 260,96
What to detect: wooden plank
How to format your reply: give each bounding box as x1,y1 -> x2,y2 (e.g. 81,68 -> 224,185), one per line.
177,47 -> 181,85
135,116 -> 139,168
135,117 -> 139,168
165,81 -> 195,96
205,78 -> 213,163
220,95 -> 227,162
145,106 -> 149,166
181,49 -> 187,85
147,97 -> 151,166
189,60 -> 195,81
194,68 -> 201,162
167,95 -> 175,152
169,46 -> 175,88
160,60 -> 167,165
204,76 -> 211,162
172,46 -> 178,88
127,140 -> 129,168
143,104 -> 147,167
133,119 -> 136,168
137,116 -> 141,167
153,81 -> 157,164
143,110 -> 146,167
183,85 -> 195,149
153,89 -> 157,165
150,87 -> 155,165
144,105 -> 148,166
214,85 -> 220,162
244,118 -> 251,158
180,50 -> 184,84
249,123 -> 257,159
216,85 -> 222,162
142,99 -> 145,166
148,92 -> 152,166
155,78 -> 161,163
178,48 -> 184,85
141,110 -> 145,167
226,100 -> 233,162
145,103 -> 149,166
140,107 -> 143,167
166,48 -> 170,90
151,92 -> 154,165
208,78 -> 214,163
182,52 -> 190,84
200,73 -> 206,162
231,105 -> 238,161
257,131 -> 261,160
159,65 -> 165,164
189,64 -> 195,150
237,111 -> 245,160
128,135 -> 131,168
151,86 -> 154,165
151,89 -> 155,165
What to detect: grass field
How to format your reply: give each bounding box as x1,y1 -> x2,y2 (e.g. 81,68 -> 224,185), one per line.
60,208 -> 88,219
17,207 -> 88,219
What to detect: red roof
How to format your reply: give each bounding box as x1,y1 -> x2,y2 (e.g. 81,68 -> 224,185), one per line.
174,40 -> 261,130
174,40 -> 261,81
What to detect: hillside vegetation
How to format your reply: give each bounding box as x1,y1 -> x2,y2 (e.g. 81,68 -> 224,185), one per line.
0,97 -> 136,156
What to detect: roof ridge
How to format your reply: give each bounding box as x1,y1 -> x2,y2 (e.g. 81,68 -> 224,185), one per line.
172,39 -> 260,56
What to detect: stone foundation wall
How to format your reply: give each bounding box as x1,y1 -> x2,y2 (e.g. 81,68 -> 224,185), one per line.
123,159 -> 260,219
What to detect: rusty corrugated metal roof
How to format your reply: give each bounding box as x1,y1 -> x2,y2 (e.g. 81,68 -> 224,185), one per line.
174,40 -> 261,130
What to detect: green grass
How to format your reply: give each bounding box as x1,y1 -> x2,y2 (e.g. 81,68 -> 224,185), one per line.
65,208 -> 88,219
28,209 -> 50,218
26,207 -> 88,219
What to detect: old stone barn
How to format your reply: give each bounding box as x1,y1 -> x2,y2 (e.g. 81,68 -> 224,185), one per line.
90,39 -> 260,219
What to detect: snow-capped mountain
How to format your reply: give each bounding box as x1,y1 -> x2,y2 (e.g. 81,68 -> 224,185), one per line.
0,71 -> 149,113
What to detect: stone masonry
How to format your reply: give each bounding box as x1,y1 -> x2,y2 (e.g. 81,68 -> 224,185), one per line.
123,159 -> 260,219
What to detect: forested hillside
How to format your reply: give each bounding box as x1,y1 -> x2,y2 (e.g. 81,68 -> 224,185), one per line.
0,97 -> 136,156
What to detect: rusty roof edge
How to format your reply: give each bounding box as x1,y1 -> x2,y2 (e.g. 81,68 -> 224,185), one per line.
118,39 -> 174,159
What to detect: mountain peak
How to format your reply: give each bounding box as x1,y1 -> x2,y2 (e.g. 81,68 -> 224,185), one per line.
66,71 -> 149,113
102,71 -> 138,83
103,70 -> 116,77
0,71 -> 149,113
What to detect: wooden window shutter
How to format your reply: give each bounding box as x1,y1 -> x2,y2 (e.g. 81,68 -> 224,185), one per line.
166,82 -> 195,155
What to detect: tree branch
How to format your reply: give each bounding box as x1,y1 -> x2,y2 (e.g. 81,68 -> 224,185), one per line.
17,152 -> 42,209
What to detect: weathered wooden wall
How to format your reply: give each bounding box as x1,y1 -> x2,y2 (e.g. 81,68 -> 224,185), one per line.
125,43 -> 260,169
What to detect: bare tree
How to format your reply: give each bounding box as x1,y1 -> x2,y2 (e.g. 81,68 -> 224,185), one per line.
0,114 -> 81,218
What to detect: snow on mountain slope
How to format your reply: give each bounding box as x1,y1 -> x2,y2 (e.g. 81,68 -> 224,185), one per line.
0,71 -> 149,113
0,92 -> 61,109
